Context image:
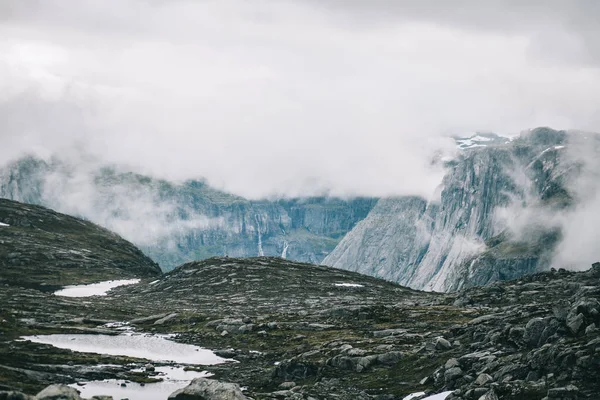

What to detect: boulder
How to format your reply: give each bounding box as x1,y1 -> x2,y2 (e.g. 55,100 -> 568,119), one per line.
168,378 -> 248,400
444,367 -> 463,382
566,313 -> 585,335
524,318 -> 546,348
547,384 -> 579,399
474,373 -> 493,386
35,385 -> 81,400
435,337 -> 452,351
477,390 -> 499,400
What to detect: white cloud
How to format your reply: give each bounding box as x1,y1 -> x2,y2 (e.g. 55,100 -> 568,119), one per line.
1,0 -> 600,198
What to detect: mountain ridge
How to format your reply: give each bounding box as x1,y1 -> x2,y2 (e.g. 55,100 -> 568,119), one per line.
324,127 -> 596,291
0,158 -> 377,271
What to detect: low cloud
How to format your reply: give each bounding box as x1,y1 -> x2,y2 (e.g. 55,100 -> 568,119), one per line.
494,132 -> 600,270
1,1 -> 600,199
6,155 -> 225,247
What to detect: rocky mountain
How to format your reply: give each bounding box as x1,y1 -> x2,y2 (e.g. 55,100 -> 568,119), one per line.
0,157 -> 376,271
324,128 -> 596,291
0,198 -> 160,289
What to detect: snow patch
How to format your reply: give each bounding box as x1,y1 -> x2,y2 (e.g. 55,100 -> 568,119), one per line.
403,392 -> 452,400
0,222 -> 9,227
334,283 -> 364,288
54,279 -> 140,297
403,393 -> 426,400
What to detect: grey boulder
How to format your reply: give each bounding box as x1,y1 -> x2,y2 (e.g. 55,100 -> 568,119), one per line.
35,385 -> 81,400
168,378 -> 248,400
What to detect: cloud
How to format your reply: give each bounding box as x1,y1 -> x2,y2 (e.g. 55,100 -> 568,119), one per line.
1,0 -> 600,199
26,155 -> 224,247
492,131 -> 600,270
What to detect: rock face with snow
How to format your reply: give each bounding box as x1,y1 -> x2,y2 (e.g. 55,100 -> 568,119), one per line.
324,128 -> 587,291
0,158 -> 376,271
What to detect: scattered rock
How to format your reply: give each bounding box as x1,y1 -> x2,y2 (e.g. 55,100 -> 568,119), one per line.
153,313 -> 178,325
567,313 -> 585,335
435,337 -> 452,351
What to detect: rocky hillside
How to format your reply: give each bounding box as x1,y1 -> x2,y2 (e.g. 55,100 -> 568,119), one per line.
1,256 -> 599,399
325,128 -> 593,291
0,198 -> 160,289
0,157 -> 376,270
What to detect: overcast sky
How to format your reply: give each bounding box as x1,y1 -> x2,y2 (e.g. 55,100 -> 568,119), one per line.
2,0 -> 600,198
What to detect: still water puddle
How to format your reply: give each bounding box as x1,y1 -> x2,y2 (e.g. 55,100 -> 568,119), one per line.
22,333 -> 230,365
72,366 -> 211,400
22,333 -> 232,399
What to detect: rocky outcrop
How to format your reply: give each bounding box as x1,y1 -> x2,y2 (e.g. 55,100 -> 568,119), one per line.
0,199 -> 160,288
325,128 -> 586,291
0,157 -> 376,270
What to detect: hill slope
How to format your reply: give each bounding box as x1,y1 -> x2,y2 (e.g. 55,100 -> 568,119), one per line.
0,198 -> 161,288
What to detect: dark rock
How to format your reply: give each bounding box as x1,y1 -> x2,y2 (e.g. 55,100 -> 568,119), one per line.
524,318 -> 546,348
0,392 -> 36,400
445,367 -> 464,382
566,313 -> 585,335
547,384 -> 579,399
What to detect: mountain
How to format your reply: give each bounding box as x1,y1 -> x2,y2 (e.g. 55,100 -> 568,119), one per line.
324,127 -> 597,291
0,157 -> 376,271
0,198 -> 160,289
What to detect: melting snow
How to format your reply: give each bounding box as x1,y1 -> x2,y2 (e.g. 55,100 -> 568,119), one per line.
334,283 -> 364,288
22,333 -> 231,365
403,393 -> 426,400
0,222 -> 9,227
403,392 -> 452,400
54,279 -> 140,297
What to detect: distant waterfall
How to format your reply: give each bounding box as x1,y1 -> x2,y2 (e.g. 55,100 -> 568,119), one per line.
255,214 -> 264,256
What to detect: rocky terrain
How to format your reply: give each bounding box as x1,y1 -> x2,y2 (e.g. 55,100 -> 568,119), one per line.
1,199 -> 599,400
0,157 -> 376,270
325,128 -> 593,291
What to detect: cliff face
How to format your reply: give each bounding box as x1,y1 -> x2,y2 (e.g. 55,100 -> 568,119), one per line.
0,158 -> 376,270
325,128 -> 584,291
